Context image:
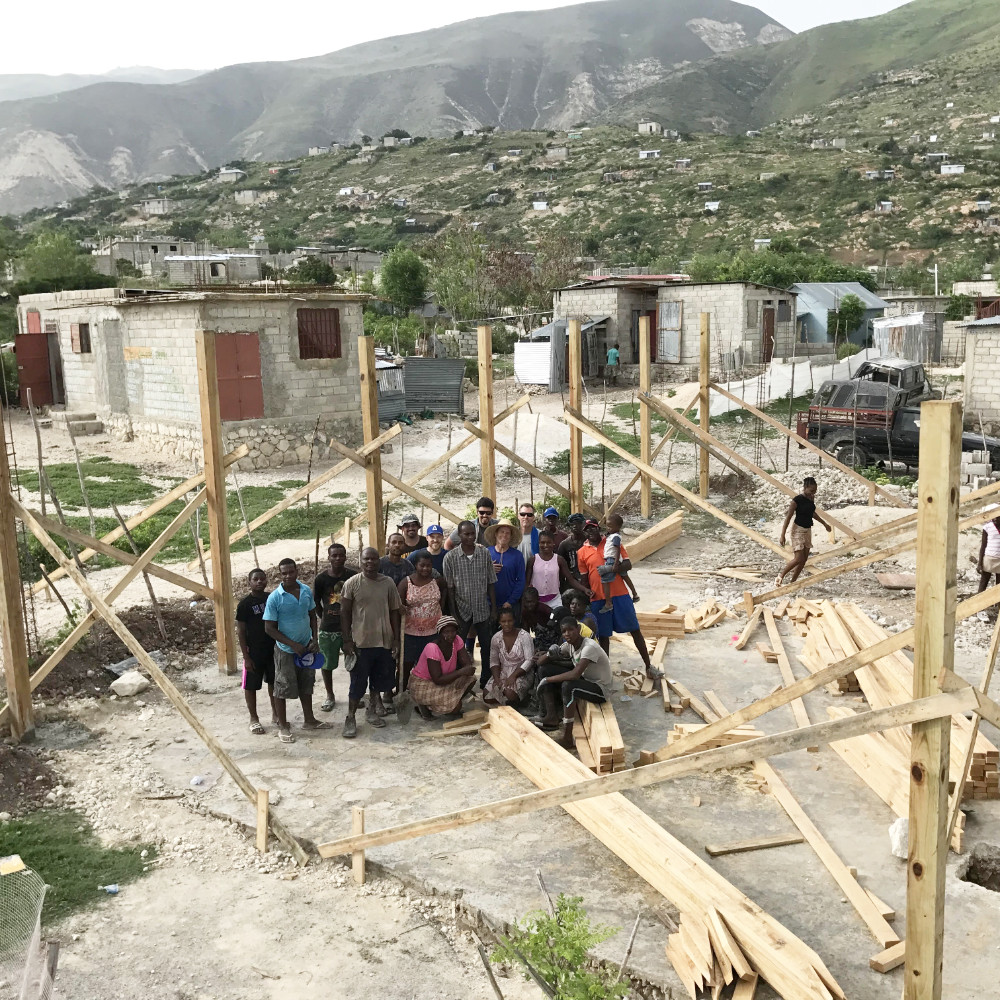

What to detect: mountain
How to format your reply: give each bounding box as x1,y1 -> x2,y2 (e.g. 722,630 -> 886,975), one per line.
0,67 -> 205,104
0,0 -> 789,214
608,0 -> 999,131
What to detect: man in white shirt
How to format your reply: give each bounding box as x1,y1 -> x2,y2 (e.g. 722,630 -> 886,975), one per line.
977,509 -> 1000,622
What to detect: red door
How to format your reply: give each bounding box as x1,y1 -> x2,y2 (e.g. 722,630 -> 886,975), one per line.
762,308 -> 775,363
14,332 -> 52,407
216,333 -> 264,421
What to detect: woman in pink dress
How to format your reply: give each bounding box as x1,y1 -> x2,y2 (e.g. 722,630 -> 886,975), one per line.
408,616 -> 477,719
397,551 -> 447,691
485,607 -> 535,707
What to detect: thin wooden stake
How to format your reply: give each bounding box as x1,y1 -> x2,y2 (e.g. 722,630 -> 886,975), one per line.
639,316 -> 652,516
535,869 -> 555,915
352,805 -> 366,884
231,466 -> 258,568
256,788 -> 269,853
476,944 -> 506,1000
699,312 -> 711,498
478,325 -> 496,500
111,502 -> 167,644
25,388 -> 45,517
567,319 -> 584,513
67,427 -> 96,539
616,912 -> 642,982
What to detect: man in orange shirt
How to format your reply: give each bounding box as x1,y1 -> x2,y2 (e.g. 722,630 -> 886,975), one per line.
576,520 -> 658,679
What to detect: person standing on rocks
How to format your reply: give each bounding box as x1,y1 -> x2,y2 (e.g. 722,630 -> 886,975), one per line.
236,568 -> 277,735
263,559 -> 329,743
340,547 -> 404,738
312,543 -> 359,713
775,477 -> 832,588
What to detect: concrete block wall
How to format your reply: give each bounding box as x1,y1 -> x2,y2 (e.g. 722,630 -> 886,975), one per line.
965,331 -> 1000,429
942,321 -> 967,363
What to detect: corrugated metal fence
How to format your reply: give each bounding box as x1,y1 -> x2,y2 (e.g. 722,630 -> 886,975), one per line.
403,357 -> 466,415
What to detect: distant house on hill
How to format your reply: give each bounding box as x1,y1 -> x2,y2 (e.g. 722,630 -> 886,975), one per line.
637,120 -> 663,135
234,189 -> 277,207
759,172 -> 777,181
484,162 -> 498,172
218,168 -> 247,183
876,200 -> 894,214
941,163 -> 966,175
308,146 -> 329,156
506,148 -> 523,157
704,201 -> 720,213
791,282 -> 888,346
745,130 -> 761,138
638,149 -> 660,160
139,198 -> 175,216
697,181 -> 713,192
675,158 -> 692,170
545,146 -> 569,160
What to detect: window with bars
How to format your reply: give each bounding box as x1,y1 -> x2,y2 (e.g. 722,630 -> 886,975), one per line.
777,300 -> 792,322
70,323 -> 92,354
297,308 -> 342,359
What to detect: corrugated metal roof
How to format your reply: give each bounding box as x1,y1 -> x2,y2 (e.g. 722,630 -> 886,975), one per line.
791,282 -> 888,312
963,316 -> 1000,327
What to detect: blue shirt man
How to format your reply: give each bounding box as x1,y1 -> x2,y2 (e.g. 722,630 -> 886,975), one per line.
264,572 -> 316,653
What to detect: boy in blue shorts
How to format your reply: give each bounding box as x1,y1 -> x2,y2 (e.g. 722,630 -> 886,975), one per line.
597,513 -> 640,613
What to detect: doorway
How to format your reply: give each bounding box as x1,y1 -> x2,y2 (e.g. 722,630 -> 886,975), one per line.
762,307 -> 775,363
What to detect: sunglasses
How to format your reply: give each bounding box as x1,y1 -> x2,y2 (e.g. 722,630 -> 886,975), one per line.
519,512 -> 535,518
477,509 -> 493,515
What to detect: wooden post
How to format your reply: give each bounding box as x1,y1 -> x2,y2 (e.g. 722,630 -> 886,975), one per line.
352,805 -> 366,884
477,325 -> 496,501
905,400 -> 960,1000
256,788 -> 269,853
639,316 -> 652,517
699,313 -> 711,499
195,330 -> 237,675
568,319 -> 585,513
358,336 -> 386,553
0,424 -> 33,742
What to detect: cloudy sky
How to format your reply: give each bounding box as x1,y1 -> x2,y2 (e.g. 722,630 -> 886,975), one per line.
5,0 -> 911,76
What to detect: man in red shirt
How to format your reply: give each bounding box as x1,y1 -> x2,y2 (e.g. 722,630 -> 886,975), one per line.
576,520 -> 657,678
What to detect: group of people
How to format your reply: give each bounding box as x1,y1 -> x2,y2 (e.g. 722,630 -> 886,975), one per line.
234,498 -> 658,746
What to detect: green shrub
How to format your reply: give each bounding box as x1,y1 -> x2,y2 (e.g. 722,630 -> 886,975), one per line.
836,341 -> 863,360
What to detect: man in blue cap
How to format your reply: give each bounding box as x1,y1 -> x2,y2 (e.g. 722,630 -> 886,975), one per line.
543,506 -> 568,546
410,523 -> 447,574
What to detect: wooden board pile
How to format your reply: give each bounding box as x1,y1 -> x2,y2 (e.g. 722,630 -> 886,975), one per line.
651,566 -> 762,583
679,598 -> 731,635
785,601 -> 862,694
665,721 -> 766,752
482,708 -> 845,1000
633,608 -> 686,639
622,670 -> 659,696
573,699 -> 626,774
626,510 -> 684,563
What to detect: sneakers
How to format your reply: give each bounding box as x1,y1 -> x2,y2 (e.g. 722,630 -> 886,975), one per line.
342,714 -> 357,739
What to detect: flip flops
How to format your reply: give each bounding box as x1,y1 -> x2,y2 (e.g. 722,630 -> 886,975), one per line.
278,729 -> 295,744
249,721 -> 265,735
320,698 -> 336,712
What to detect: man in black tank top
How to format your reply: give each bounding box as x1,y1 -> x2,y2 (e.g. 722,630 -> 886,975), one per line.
775,477 -> 832,587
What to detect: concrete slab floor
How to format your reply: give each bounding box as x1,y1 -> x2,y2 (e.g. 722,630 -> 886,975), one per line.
107,586 -> 1000,1000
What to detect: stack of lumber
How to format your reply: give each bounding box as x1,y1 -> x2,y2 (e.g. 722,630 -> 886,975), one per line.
828,601 -> 1000,802
633,610 -> 686,639
651,566 -> 762,582
626,511 -> 684,563
482,707 -> 845,1000
622,670 -> 659,697
416,708 -> 488,738
678,598 -> 730,634
795,606 -> 862,694
573,699 -> 626,773
666,722 -> 766,752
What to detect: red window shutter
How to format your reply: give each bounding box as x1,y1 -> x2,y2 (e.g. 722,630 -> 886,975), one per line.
25,311 -> 42,334
296,308 -> 341,359
70,323 -> 82,353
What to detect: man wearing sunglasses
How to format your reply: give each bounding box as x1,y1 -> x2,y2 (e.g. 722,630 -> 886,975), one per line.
517,503 -> 540,562
445,497 -> 498,549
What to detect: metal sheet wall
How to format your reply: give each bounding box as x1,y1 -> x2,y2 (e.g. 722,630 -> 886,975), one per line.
403,357 -> 466,415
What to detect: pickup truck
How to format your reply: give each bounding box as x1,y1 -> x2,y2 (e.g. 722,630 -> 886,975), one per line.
796,404 -> 1000,471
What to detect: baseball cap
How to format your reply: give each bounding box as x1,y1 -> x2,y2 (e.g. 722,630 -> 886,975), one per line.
584,518 -> 600,528
567,512 -> 585,523
426,524 -> 444,536
543,506 -> 560,518
294,650 -> 326,670
398,513 -> 421,526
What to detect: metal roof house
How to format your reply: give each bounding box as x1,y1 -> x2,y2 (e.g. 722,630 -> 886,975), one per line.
514,317 -> 609,391
791,282 -> 888,346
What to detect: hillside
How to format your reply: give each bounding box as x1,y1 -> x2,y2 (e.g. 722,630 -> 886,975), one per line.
0,0 -> 789,214
0,67 -> 204,104
36,29 -> 1000,281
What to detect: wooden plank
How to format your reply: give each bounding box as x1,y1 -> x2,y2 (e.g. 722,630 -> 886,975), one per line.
416,723 -> 486,738
0,425 -> 32,741
482,709 -> 845,1000
906,402 -> 959,1000
31,444 -> 247,589
14,498 -> 308,866
657,582 -> 1000,765
667,679 -> 718,723
866,888 -> 896,923
627,511 -> 684,563
567,320 -> 584,513
707,908 -> 755,981
462,421 -> 604,520
326,437 -> 463,525
256,788 -> 269,854
477,325 -> 496,501
871,941 -> 906,973
735,607 -> 764,650
709,381 -> 906,507
639,314 -> 652,516
315,690 -> 978,860
763,608 -> 812,731
352,805 -> 366,885
0,487 -> 208,731
732,974 -> 759,998
443,710 -> 489,729
699,313 -> 710,499
564,407 -> 794,562
704,834 -> 804,857
359,335 -> 386,552
196,330 -> 237,675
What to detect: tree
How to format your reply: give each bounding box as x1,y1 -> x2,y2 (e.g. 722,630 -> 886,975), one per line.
687,246 -> 877,291
289,256 -> 337,285
361,134 -> 372,145
380,245 -> 428,311
827,293 -> 867,345
115,258 -> 142,279
18,232 -> 99,290
383,128 -> 411,139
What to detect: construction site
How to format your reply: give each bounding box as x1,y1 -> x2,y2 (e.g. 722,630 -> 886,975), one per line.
2,316 -> 1000,1000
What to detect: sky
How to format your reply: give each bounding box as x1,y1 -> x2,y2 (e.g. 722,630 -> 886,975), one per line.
4,0 -> 912,76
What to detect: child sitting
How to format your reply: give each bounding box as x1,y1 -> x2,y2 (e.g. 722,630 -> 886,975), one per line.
598,514 -> 640,613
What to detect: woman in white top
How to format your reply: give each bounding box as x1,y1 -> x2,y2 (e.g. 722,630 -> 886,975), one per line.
525,530 -> 591,609
977,511 -> 1000,621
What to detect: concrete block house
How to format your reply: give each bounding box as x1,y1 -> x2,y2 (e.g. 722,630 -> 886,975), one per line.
14,288 -> 364,468
552,277 -> 797,370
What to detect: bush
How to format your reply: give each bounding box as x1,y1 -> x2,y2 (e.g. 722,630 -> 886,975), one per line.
837,341 -> 863,360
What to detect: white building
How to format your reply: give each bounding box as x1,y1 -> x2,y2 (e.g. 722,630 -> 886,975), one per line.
638,120 -> 663,135
638,149 -> 661,160
941,164 -> 966,175
218,168 -> 247,183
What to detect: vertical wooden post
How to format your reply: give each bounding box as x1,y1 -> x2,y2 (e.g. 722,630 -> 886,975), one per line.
699,313 -> 711,499
358,336 -> 386,553
568,319 -> 585,514
352,805 -> 366,884
477,325 -> 496,502
195,330 -> 237,676
0,424 -> 33,742
256,788 -> 269,853
639,316 -> 652,517
905,400 -> 959,1000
